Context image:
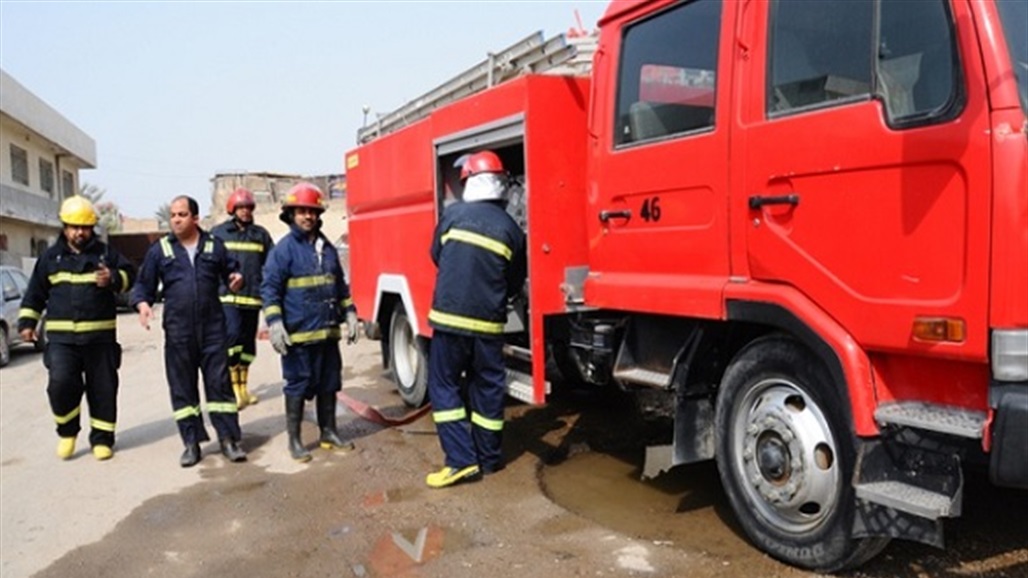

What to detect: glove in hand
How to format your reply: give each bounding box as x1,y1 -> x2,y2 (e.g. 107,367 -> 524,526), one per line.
269,321 -> 291,355
346,310 -> 360,344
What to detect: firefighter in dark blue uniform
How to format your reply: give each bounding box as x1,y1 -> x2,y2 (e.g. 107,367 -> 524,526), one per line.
131,195 -> 247,467
212,187 -> 274,409
17,196 -> 136,461
262,183 -> 359,462
425,151 -> 527,488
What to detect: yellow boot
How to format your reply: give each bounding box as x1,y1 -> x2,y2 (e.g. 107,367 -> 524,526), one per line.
230,365 -> 248,409
240,365 -> 258,405
56,437 -> 76,460
92,445 -> 114,461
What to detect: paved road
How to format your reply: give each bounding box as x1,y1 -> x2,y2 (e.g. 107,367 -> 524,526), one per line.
2,310 -> 1026,578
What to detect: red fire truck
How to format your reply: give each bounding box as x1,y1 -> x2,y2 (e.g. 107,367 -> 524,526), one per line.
346,0 -> 1027,571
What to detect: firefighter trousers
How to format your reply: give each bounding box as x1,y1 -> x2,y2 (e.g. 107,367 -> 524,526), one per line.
225,306 -> 259,367
164,335 -> 241,445
281,340 -> 341,399
46,341 -> 120,448
427,331 -> 505,471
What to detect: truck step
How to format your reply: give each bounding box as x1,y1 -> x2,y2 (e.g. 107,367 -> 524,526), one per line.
506,369 -> 548,404
613,367 -> 671,388
874,402 -> 985,439
855,480 -> 956,519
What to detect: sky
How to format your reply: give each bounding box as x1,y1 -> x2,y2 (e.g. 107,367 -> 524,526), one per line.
0,1 -> 609,218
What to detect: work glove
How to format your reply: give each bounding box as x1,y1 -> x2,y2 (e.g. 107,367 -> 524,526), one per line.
269,321 -> 291,355
346,310 -> 360,345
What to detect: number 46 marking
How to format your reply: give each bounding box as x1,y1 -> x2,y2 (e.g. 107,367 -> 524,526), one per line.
640,196 -> 662,222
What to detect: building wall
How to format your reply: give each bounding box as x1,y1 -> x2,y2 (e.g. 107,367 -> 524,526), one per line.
0,70 -> 95,268
0,217 -> 57,270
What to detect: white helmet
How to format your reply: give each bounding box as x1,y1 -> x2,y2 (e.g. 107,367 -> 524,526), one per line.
462,172 -> 506,202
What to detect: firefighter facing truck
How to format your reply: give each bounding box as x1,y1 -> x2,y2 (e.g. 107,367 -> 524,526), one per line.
425,151 -> 528,488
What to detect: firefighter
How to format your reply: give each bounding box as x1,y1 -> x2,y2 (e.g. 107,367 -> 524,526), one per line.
131,195 -> 247,467
424,150 -> 527,488
17,196 -> 135,461
261,183 -> 358,462
212,187 -> 274,409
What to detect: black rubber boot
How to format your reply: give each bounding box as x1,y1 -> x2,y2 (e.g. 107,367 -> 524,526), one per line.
285,396 -> 311,462
317,394 -> 353,451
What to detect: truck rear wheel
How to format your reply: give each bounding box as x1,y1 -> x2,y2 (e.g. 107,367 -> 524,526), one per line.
714,335 -> 888,572
389,305 -> 428,407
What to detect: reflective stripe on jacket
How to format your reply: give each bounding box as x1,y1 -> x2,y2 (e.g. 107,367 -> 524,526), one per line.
212,218 -> 273,309
261,225 -> 354,345
429,200 -> 526,338
17,235 -> 136,344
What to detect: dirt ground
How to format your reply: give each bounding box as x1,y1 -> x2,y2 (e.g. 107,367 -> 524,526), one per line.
1,310 -> 1026,578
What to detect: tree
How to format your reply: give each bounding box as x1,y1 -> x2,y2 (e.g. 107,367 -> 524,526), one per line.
155,203 -> 171,231
79,183 -> 122,232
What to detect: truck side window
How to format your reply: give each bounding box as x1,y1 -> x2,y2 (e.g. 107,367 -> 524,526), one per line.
877,0 -> 962,125
768,0 -> 873,115
615,0 -> 721,147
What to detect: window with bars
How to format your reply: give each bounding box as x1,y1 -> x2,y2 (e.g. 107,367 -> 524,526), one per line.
40,158 -> 55,196
9,144 -> 29,186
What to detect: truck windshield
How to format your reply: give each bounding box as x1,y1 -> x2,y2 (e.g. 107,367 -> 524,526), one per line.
997,0 -> 1028,114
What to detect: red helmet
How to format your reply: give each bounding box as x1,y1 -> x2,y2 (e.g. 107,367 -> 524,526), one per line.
460,150 -> 504,180
282,182 -> 325,211
226,188 -> 255,214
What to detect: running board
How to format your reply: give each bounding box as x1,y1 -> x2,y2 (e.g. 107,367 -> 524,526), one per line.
874,402 -> 986,439
506,368 -> 548,404
612,367 -> 671,388
855,481 -> 956,519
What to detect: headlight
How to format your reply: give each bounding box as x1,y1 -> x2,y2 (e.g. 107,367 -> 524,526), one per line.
992,329 -> 1028,382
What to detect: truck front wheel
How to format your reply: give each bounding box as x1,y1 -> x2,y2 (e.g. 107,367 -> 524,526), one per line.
714,335 -> 888,572
389,305 -> 428,407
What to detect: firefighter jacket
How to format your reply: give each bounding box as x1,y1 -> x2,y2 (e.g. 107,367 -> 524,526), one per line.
212,218 -> 274,309
261,224 -> 354,345
429,200 -> 526,338
130,231 -> 239,339
17,234 -> 136,345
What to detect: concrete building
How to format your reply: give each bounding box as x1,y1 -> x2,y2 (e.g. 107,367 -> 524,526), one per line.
0,69 -> 96,269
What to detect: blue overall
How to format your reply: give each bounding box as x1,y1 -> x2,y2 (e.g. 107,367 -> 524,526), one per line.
212,218 -> 273,368
131,232 -> 242,445
261,224 -> 354,399
427,199 -> 526,472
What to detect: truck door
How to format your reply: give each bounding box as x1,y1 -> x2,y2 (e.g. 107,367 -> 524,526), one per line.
741,0 -> 991,357
587,0 -> 731,317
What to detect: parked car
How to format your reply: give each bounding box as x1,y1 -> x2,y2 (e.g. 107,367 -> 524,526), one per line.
0,265 -> 45,367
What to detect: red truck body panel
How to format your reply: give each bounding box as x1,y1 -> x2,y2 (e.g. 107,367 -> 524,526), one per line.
347,0 -> 1026,441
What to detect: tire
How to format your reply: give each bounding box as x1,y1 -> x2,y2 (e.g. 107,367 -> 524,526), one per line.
0,325 -> 10,367
389,305 -> 428,407
714,335 -> 889,572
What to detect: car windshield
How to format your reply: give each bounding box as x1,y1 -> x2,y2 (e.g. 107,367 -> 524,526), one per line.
997,0 -> 1028,114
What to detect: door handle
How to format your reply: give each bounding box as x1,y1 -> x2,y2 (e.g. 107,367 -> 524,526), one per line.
748,194 -> 800,210
599,209 -> 632,223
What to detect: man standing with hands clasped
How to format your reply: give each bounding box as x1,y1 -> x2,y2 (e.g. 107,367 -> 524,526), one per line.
131,195 -> 247,467
261,183 -> 358,462
17,196 -> 136,461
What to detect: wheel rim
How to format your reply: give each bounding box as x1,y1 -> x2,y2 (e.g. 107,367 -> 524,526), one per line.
0,329 -> 9,361
391,315 -> 417,389
729,377 -> 841,533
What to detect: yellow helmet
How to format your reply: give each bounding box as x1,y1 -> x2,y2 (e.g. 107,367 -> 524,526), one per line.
59,196 -> 98,226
